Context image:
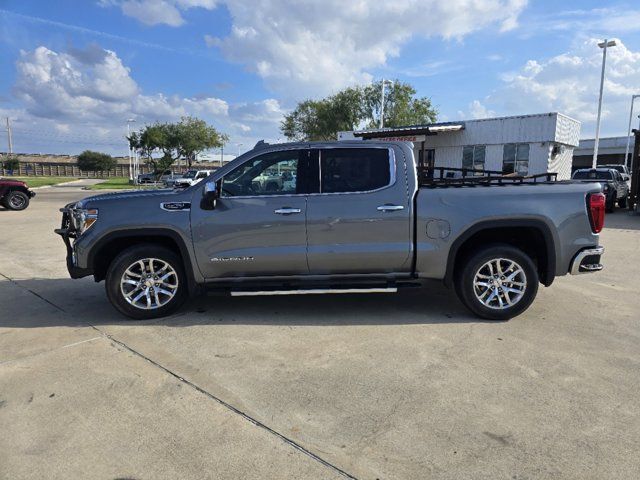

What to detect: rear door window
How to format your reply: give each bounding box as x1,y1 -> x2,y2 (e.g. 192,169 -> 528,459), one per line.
319,148 -> 391,194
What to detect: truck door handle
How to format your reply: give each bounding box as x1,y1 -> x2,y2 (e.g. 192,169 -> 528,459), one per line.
274,207 -> 302,215
377,204 -> 404,212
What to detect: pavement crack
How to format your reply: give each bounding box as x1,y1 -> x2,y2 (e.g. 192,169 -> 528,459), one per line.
0,337 -> 102,366
0,271 -> 359,479
0,272 -> 67,313
96,328 -> 359,480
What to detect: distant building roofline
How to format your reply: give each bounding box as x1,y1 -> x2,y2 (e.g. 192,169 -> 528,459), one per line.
353,121 -> 465,138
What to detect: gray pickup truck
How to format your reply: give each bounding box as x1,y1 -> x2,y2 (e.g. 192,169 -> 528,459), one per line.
56,141 -> 606,320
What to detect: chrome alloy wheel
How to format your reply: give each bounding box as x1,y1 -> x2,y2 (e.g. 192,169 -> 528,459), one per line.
473,258 -> 527,310
120,258 -> 179,310
9,194 -> 26,209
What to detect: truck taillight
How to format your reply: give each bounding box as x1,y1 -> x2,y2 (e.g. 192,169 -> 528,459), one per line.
588,193 -> 605,233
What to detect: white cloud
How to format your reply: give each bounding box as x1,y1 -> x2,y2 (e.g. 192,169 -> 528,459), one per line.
121,0 -> 185,26
101,0 -> 219,27
527,8 -> 640,36
231,99 -> 285,124
458,100 -> 496,120
201,0 -> 527,98
8,45 -> 284,155
484,38 -> 640,136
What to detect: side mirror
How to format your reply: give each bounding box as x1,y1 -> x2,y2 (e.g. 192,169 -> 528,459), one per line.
201,180 -> 220,210
622,174 -> 630,181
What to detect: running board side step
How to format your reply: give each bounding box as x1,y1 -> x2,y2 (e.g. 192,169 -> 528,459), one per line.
230,287 -> 398,297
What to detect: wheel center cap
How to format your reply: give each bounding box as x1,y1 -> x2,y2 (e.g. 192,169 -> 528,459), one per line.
144,278 -> 154,287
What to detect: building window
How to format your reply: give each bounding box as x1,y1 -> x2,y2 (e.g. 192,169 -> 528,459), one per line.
462,145 -> 486,171
503,143 -> 530,175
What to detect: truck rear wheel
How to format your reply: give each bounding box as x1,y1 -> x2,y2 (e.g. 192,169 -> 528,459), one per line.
105,244 -> 187,320
455,244 -> 538,321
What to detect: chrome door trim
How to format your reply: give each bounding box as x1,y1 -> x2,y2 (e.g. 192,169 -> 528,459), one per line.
274,207 -> 302,215
377,204 -> 405,212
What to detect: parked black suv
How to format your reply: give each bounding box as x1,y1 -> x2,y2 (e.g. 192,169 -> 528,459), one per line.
572,168 -> 630,212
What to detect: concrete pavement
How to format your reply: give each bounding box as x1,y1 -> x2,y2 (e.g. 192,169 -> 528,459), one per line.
1,183 -> 639,479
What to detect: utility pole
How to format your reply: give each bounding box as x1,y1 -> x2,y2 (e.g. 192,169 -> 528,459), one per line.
126,118 -> 136,182
593,39 -> 617,169
379,79 -> 394,129
624,95 -> 640,170
380,79 -> 386,129
6,117 -> 13,154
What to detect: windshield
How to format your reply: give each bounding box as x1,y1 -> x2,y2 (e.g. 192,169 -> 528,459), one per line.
573,171 -> 612,180
183,170 -> 197,179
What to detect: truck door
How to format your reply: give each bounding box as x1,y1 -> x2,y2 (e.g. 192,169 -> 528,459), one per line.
191,149 -> 311,278
306,146 -> 413,274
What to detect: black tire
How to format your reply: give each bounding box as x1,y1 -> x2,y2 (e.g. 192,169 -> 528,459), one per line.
618,196 -> 627,208
4,190 -> 30,211
606,194 -> 616,213
105,244 -> 188,320
455,244 -> 539,321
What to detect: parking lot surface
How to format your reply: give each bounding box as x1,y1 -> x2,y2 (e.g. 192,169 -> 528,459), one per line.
1,182 -> 639,479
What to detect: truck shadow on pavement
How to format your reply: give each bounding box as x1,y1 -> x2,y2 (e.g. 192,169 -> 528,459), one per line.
1,277 -> 494,328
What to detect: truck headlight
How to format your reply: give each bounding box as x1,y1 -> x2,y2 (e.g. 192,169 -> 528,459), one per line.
72,208 -> 99,235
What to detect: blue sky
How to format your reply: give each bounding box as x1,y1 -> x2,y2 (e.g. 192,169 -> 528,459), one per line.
1,0 -> 639,156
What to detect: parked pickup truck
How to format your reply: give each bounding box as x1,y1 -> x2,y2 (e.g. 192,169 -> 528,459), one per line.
173,169 -> 214,188
55,141 -> 606,320
572,168 -> 630,212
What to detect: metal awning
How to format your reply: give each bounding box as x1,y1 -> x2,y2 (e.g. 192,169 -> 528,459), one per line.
353,121 -> 465,139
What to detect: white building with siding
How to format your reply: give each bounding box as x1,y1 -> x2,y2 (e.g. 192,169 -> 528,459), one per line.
338,112 -> 581,180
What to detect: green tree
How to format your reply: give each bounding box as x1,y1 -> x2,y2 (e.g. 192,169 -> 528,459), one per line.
128,123 -> 173,175
281,80 -> 437,141
363,80 -> 437,129
2,155 -> 20,171
77,150 -> 116,174
175,116 -> 228,167
281,87 -> 364,141
129,117 -> 228,173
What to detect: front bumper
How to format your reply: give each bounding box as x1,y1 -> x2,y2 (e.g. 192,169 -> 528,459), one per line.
54,206 -> 92,279
570,246 -> 604,275
28,190 -> 36,198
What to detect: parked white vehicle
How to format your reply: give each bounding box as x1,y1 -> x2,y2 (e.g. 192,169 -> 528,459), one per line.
161,171 -> 184,187
173,169 -> 213,188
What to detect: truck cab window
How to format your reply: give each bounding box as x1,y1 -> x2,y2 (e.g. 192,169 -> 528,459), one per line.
221,150 -> 301,197
320,148 -> 390,193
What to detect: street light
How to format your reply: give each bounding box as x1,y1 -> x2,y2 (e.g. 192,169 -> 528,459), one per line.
592,39 -> 616,169
126,118 -> 136,181
236,143 -> 243,157
624,95 -> 640,170
380,79 -> 394,129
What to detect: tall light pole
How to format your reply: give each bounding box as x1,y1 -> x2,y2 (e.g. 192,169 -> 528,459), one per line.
5,117 -> 13,155
592,39 -> 616,169
126,118 -> 136,181
236,143 -> 243,157
624,95 -> 640,170
379,79 -> 394,129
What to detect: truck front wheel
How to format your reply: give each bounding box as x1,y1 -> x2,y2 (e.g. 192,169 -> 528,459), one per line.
3,190 -> 30,211
105,244 -> 187,320
455,244 -> 539,321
